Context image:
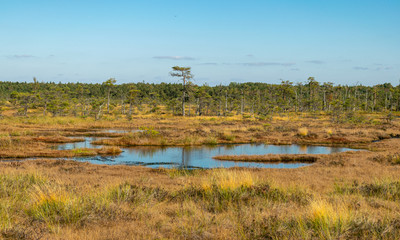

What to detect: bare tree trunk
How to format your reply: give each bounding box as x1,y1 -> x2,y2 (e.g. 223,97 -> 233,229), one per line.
182,91 -> 185,116
218,100 -> 221,117
225,92 -> 228,116
23,105 -> 28,116
107,90 -> 110,114
373,91 -> 376,112
84,100 -> 88,116
43,102 -> 47,116
241,91 -> 244,115
196,98 -> 200,116
96,104 -> 104,120
129,103 -> 133,116
385,92 -> 388,110
74,104 -> 78,117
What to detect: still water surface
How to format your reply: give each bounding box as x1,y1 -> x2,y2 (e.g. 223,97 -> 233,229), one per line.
56,137 -> 358,169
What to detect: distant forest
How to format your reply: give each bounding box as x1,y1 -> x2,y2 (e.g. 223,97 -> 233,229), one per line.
0,78 -> 399,120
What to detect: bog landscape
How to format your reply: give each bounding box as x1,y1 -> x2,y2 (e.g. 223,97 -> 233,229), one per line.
1,78 -> 400,239
2,1 -> 400,239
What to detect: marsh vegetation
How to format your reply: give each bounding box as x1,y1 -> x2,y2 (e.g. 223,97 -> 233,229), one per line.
0,80 -> 400,239
0,111 -> 398,239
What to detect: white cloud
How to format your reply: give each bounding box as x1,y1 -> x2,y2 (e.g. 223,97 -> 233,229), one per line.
306,60 -> 325,64
153,56 -> 195,60
7,54 -> 36,59
240,62 -> 295,67
353,66 -> 369,70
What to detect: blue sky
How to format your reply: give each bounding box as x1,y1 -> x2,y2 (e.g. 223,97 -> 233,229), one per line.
1,0 -> 399,86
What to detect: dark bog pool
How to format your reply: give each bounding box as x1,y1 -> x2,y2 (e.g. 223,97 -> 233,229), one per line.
56,137 -> 358,169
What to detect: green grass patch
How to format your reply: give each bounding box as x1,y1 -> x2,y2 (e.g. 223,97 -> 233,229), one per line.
71,148 -> 97,156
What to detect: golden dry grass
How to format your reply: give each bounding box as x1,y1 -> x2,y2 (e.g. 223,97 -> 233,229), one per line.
0,113 -> 399,239
0,155 -> 400,239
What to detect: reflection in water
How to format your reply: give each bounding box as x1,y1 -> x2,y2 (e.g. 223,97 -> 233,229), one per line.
55,137 -> 103,150
126,147 -> 168,158
223,144 -> 236,150
299,145 -> 308,153
57,137 -> 359,169
182,148 -> 186,166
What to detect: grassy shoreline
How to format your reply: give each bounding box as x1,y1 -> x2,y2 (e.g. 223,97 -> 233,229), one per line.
1,113 -> 391,159
213,153 -> 320,163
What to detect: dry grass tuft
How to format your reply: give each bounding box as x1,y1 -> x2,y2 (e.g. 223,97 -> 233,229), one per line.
297,127 -> 309,137
97,146 -> 123,155
325,128 -> 333,136
201,169 -> 257,192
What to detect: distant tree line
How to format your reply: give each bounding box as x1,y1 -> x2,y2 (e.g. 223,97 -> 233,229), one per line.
1,76 -> 399,120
